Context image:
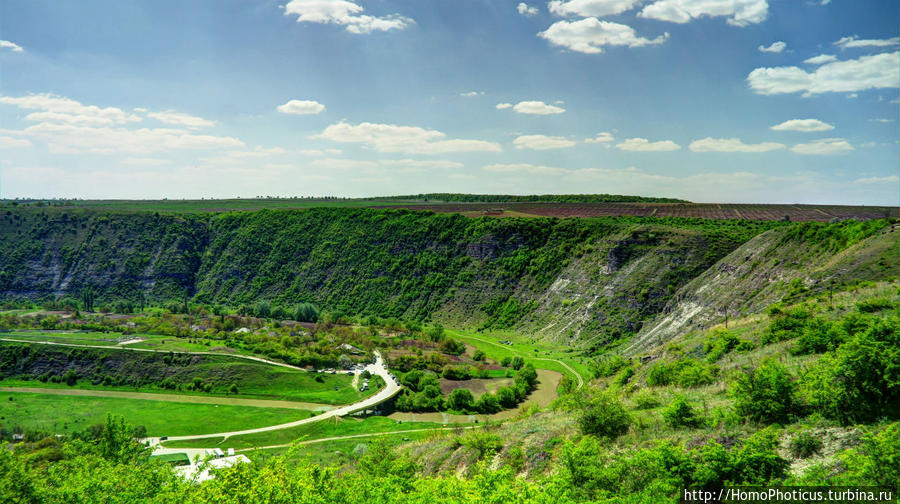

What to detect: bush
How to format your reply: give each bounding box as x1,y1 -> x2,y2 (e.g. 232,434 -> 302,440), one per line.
800,319 -> 900,424
293,303 -> 319,322
646,359 -> 718,388
732,359 -> 799,424
632,390 -> 661,410
762,306 -> 811,345
447,388 -> 475,412
439,338 -> 465,356
789,431 -> 823,459
662,395 -> 703,428
857,297 -> 893,313
577,393 -> 631,440
472,349 -> 485,361
63,369 -> 77,386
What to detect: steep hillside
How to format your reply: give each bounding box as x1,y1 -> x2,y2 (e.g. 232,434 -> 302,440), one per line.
625,220 -> 897,354
1,207 -> 893,353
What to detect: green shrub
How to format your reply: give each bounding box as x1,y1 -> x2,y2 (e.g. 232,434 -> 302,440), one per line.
662,395 -> 703,428
800,319 -> 900,424
646,359 -> 718,388
732,359 -> 799,424
763,306 -> 812,344
857,297 -> 893,313
789,431 -> 823,459
577,393 -> 632,440
632,390 -> 661,410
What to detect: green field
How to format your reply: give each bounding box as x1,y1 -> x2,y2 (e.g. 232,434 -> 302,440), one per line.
0,392 -> 314,437
245,429 -> 441,466
0,341 -> 372,405
2,330 -> 267,357
162,416 -> 443,450
448,329 -> 590,386
14,198 -> 400,214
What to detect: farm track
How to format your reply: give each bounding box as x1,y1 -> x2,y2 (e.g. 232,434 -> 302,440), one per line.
0,387 -> 332,411
0,337 -> 307,371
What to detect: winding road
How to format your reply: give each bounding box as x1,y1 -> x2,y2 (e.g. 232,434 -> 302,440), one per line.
144,351 -> 402,446
452,333 -> 585,390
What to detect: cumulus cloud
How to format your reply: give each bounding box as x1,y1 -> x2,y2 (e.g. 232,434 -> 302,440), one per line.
517,2 -> 539,16
0,94 -> 142,126
277,99 -> 326,115
616,137 -> 680,151
638,0 -> 769,27
282,0 -> 413,34
0,93 -> 245,155
147,110 -> 215,129
511,100 -> 566,114
585,132 -> 615,144
539,18 -> 668,54
833,35 -> 900,49
758,41 -> 786,53
495,103 -> 513,110
313,121 -> 502,154
0,40 -> 23,52
0,136 -> 32,149
460,91 -> 484,98
547,0 -> 639,17
790,138 -> 854,155
513,134 -> 577,150
747,51 -> 900,95
13,123 -> 243,155
689,137 -> 784,152
483,163 -> 566,175
770,119 -> 835,132
804,54 -> 837,65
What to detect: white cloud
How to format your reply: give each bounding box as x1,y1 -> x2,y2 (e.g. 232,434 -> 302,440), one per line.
758,41 -> 786,53
513,134 -> 577,150
790,138 -> 854,155
770,119 -> 835,132
460,91 -> 484,98
121,157 -> 171,166
313,121 -> 502,154
483,163 -> 566,175
538,19 -> 668,54
0,94 -> 142,126
380,159 -> 464,170
853,175 -> 899,184
298,148 -> 342,156
638,0 -> 769,27
277,99 -> 326,115
283,0 -> 413,34
495,103 -> 513,110
548,0 -> 639,17
689,137 -> 785,152
616,137 -> 680,151
804,54 -> 837,65
870,118 -> 895,123
311,158 -> 381,171
747,51 -> 900,95
0,93 -> 245,155
0,136 -> 32,148
511,100 -> 566,115
0,40 -> 23,52
146,110 -> 215,129
834,35 -> 900,49
585,132 -> 615,144
517,2 -> 539,16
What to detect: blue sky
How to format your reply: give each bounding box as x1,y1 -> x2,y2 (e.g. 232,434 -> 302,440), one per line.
0,0 -> 897,204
